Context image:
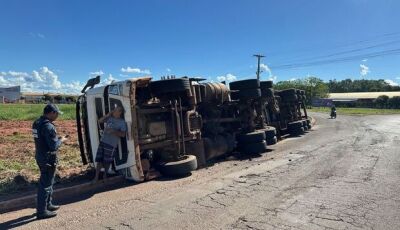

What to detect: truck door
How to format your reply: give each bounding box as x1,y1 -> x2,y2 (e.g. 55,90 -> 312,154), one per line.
105,84 -> 131,170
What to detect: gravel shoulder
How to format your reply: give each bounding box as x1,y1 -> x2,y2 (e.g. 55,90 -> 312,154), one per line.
2,112 -> 400,230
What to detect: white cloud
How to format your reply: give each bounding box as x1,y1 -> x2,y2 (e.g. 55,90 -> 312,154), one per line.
217,73 -> 237,82
260,63 -> 277,82
385,79 -> 399,86
29,32 -> 45,39
89,70 -> 104,76
360,64 -> 370,77
119,74 -> 130,78
0,67 -> 85,94
289,78 -> 297,81
102,74 -> 118,85
396,77 -> 400,80
121,66 -> 151,75
362,59 -> 368,62
166,68 -> 171,72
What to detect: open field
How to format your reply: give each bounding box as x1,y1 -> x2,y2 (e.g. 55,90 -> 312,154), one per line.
0,119 -> 89,197
0,104 -> 76,121
309,107 -> 400,115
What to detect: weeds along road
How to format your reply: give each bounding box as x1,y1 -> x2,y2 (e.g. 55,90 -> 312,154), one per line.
2,112 -> 400,230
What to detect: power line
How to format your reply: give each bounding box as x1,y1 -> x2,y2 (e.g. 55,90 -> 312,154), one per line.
266,31 -> 400,60
271,48 -> 400,70
285,39 -> 400,63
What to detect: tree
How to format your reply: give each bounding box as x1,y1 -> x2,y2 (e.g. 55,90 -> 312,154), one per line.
275,77 -> 329,106
388,96 -> 400,109
54,95 -> 63,102
66,96 -> 77,103
327,79 -> 400,93
375,95 -> 389,108
43,94 -> 52,102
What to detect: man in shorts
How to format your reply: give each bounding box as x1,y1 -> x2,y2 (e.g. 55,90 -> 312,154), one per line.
93,106 -> 127,182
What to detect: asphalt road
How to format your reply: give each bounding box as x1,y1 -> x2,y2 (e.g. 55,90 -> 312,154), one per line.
2,112 -> 400,230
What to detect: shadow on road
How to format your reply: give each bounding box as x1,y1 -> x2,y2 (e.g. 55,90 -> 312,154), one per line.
0,178 -> 135,229
0,214 -> 37,229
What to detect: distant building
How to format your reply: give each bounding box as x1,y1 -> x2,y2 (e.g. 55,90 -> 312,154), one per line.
0,86 -> 21,103
21,92 -> 78,104
313,91 -> 400,107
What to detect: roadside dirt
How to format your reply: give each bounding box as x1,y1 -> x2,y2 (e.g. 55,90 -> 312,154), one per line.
0,120 -> 90,199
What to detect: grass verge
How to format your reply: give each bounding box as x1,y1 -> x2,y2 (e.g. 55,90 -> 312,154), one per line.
0,104 -> 75,121
309,107 -> 400,115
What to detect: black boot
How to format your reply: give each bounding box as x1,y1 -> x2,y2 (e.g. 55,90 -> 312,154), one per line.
37,210 -> 57,219
47,204 -> 60,211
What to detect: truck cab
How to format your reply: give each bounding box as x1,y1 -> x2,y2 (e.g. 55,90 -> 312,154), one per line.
76,76 -> 200,182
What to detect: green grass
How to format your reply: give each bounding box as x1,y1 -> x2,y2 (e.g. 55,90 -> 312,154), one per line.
309,107 -> 400,115
0,104 -> 75,120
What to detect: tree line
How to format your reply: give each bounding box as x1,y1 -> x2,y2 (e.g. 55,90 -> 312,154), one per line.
274,77 -> 400,109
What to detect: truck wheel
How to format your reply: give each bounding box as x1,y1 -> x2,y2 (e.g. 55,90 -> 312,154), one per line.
158,155 -> 198,177
287,121 -> 303,130
230,89 -> 261,101
261,88 -> 274,98
289,126 -> 305,136
260,126 -> 276,139
150,78 -> 191,96
260,80 -> 273,90
281,93 -> 297,102
301,120 -> 308,130
239,141 -> 267,154
229,79 -> 260,90
237,131 -> 266,143
266,136 -> 278,145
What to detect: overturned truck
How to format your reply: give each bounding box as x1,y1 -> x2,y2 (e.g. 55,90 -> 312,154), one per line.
76,76 -> 311,182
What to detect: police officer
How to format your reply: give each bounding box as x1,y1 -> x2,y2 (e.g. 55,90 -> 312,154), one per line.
32,104 -> 67,219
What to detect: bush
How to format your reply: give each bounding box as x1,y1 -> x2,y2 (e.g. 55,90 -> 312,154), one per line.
375,95 -> 389,108
388,96 -> 400,109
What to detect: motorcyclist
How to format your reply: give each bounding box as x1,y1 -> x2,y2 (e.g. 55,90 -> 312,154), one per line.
330,104 -> 337,118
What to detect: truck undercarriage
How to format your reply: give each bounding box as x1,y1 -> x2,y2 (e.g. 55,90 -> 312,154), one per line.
76,76 -> 311,182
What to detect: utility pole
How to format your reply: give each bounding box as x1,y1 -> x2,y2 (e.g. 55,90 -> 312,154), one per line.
253,54 -> 265,80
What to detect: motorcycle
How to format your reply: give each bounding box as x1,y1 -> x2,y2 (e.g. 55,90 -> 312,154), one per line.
330,109 -> 337,119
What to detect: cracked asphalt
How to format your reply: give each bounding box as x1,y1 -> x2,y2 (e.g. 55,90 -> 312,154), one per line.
1,112 -> 400,230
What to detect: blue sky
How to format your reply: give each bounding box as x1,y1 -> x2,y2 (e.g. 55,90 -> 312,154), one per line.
1,0 -> 400,93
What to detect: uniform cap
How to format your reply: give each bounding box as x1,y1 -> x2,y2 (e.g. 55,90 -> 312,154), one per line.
44,104 -> 63,115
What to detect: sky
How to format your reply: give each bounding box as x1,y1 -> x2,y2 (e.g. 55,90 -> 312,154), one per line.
1,0 -> 400,94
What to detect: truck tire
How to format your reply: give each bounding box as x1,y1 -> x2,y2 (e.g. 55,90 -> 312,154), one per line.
261,88 -> 274,98
288,121 -> 304,136
260,126 -> 276,139
229,79 -> 260,90
287,121 -> 303,130
260,80 -> 273,90
158,155 -> 198,177
230,89 -> 261,101
239,141 -> 267,154
280,89 -> 297,96
150,78 -> 191,96
237,131 -> 266,144
281,94 -> 297,102
266,136 -> 278,145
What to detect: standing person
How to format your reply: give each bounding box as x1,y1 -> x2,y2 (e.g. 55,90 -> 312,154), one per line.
93,106 -> 127,182
32,104 -> 67,219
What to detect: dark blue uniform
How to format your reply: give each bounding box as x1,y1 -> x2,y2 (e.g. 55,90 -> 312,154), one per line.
32,116 -> 62,214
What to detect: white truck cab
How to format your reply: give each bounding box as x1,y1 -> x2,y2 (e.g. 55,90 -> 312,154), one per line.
76,76 -> 200,182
